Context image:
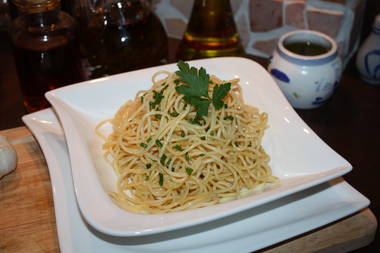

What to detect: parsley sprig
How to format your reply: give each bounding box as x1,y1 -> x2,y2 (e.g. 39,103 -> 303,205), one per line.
175,61 -> 231,119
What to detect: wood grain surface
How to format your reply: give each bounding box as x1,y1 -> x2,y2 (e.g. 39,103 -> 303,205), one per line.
0,127 -> 377,253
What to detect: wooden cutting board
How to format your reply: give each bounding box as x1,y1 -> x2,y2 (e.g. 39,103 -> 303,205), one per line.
0,127 -> 377,253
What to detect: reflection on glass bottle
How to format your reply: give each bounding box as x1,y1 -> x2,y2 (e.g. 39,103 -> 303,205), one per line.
79,0 -> 168,79
11,0 -> 84,112
176,0 -> 245,61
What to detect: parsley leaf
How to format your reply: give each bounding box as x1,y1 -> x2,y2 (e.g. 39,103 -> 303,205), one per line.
212,83 -> 231,110
183,95 -> 210,118
174,61 -> 231,118
175,61 -> 209,98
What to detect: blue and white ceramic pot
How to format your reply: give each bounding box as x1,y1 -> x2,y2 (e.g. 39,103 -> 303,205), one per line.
268,30 -> 342,109
356,14 -> 380,85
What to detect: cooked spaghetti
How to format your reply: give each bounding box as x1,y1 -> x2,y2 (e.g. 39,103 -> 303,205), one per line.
97,62 -> 277,214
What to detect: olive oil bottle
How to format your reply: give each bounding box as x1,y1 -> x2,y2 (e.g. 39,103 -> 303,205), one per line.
176,0 -> 245,60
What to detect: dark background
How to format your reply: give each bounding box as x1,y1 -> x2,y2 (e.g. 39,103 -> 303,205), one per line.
0,0 -> 379,252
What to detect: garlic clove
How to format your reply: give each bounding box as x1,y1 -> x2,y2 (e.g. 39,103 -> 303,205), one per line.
0,135 -> 17,179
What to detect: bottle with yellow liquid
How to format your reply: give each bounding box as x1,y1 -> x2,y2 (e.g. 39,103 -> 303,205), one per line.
176,0 -> 245,60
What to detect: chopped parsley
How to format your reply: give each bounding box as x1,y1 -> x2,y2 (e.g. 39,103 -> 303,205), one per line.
155,139 -> 163,148
160,154 -> 167,165
185,152 -> 190,161
146,163 -> 152,169
149,90 -> 164,110
200,136 -> 206,140
140,143 -> 148,148
159,173 -> 164,186
175,145 -> 184,151
224,115 -> 234,121
170,112 -> 179,117
185,168 -> 193,176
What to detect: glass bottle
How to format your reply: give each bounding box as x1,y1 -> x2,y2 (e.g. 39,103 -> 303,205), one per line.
11,0 -> 85,112
176,0 -> 245,61
356,14 -> 380,85
78,0 -> 168,79
0,0 -> 11,31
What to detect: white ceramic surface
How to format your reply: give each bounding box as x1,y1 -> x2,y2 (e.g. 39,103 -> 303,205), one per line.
268,30 -> 342,109
22,108 -> 369,253
356,14 -> 380,85
45,57 -> 352,236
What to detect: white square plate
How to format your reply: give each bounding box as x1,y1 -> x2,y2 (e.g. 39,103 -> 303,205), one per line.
22,108 -> 369,253
45,57 -> 352,236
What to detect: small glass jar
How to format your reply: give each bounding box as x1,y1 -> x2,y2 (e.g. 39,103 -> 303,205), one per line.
268,30 -> 342,109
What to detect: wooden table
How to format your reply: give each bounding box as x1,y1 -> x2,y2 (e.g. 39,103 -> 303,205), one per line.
0,126 -> 377,252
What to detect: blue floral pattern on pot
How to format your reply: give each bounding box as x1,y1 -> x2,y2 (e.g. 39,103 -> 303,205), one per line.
364,50 -> 380,80
356,14 -> 380,85
270,69 -> 290,83
312,97 -> 327,106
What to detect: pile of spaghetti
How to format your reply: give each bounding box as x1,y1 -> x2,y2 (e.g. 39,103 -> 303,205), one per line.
97,61 -> 278,214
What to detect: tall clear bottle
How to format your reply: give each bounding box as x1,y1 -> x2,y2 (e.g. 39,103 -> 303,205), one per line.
11,0 -> 84,112
176,0 -> 245,61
